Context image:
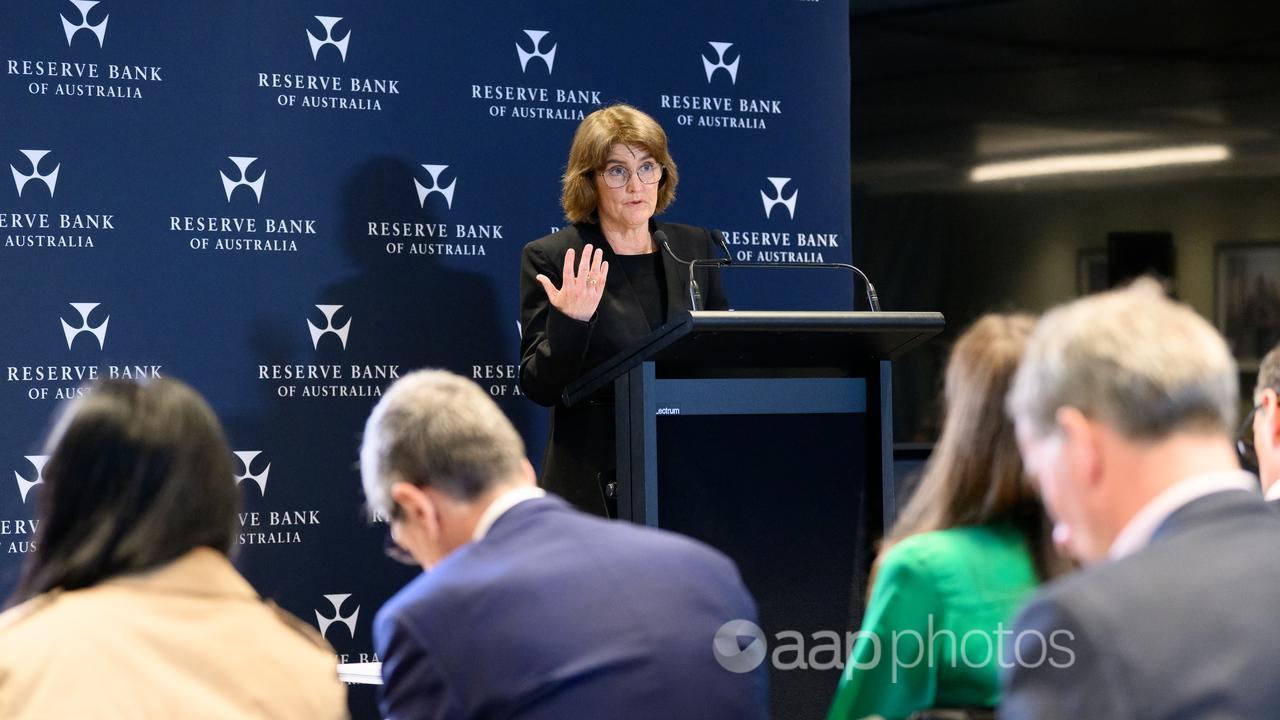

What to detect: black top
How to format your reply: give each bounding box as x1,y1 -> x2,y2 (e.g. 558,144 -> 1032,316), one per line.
611,251 -> 667,331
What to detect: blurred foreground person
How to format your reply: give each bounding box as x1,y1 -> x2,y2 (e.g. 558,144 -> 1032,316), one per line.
0,378 -> 346,720
1002,279 -> 1280,718
1246,343 -> 1280,498
360,369 -> 767,720
828,314 -> 1065,720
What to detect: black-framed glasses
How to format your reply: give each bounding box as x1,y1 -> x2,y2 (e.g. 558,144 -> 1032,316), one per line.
383,505 -> 417,566
596,161 -> 663,189
1237,404 -> 1261,474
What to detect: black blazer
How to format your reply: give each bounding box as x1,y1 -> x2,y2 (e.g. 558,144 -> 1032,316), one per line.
519,220 -> 728,515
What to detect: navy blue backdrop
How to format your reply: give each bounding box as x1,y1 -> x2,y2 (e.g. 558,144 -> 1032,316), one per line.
2,1 -> 850,716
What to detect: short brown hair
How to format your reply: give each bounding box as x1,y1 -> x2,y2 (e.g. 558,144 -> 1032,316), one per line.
561,104 -> 679,223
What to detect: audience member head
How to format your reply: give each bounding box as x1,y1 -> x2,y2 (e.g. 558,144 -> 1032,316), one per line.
1007,278 -> 1239,564
360,369 -> 534,569
1252,344 -> 1280,490
888,313 -> 1061,579
12,378 -> 238,604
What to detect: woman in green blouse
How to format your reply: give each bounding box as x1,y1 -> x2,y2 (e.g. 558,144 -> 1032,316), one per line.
828,314 -> 1068,720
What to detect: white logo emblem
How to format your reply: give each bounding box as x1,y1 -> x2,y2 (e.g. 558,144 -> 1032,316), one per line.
61,0 -> 108,47
232,451 -> 271,495
713,619 -> 767,673
307,16 -> 350,62
702,42 -> 740,85
761,177 -> 797,220
308,305 -> 350,350
11,150 -> 60,198
516,30 -> 556,74
220,156 -> 265,203
61,302 -> 108,350
414,164 -> 456,210
315,594 -> 360,640
14,455 -> 49,504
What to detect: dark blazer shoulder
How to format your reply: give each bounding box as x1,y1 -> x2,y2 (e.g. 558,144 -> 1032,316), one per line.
523,223 -> 596,255
524,221 -> 709,254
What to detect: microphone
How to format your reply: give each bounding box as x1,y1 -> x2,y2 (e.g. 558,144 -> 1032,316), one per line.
661,228 -> 883,311
656,229 -> 704,311
710,229 -> 733,265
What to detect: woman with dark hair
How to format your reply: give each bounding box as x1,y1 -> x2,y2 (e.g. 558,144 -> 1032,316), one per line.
827,314 -> 1068,720
0,378 -> 345,719
520,103 -> 728,516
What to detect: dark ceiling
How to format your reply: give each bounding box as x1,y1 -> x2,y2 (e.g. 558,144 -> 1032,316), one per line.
850,0 -> 1280,193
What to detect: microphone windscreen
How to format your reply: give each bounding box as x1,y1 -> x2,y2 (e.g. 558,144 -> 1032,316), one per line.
711,229 -> 732,262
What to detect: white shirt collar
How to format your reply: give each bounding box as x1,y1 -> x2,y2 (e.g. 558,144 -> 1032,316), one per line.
1265,478 -> 1280,502
1109,469 -> 1259,561
472,485 -> 546,541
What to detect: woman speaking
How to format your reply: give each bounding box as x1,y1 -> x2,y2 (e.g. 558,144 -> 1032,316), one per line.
519,104 -> 728,517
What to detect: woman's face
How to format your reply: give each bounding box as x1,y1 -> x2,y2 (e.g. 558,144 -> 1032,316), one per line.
594,143 -> 659,231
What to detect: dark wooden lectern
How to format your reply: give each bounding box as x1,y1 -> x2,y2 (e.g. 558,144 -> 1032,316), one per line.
564,311 -> 944,719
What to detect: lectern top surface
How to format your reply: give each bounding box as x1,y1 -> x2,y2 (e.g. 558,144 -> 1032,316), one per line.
562,310 -> 943,406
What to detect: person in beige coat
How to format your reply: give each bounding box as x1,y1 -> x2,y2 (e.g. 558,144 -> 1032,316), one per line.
0,378 -> 347,720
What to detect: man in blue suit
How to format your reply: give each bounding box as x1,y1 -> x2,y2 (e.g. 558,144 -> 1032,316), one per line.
1001,279 -> 1280,718
359,369 -> 768,720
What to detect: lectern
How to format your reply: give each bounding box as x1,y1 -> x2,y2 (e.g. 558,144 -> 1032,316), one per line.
564,310 -> 943,719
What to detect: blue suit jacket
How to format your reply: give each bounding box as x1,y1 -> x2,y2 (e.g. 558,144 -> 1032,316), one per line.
1001,489 -> 1280,719
373,495 -> 769,720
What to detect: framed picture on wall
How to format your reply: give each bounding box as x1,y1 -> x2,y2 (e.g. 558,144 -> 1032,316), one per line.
1215,242 -> 1280,370
1076,249 -> 1108,296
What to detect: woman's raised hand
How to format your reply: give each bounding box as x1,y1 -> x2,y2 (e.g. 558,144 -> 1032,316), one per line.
535,244 -> 609,322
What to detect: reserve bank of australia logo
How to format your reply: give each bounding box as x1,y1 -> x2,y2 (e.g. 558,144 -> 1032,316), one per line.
232,451 -> 271,495
61,0 -> 108,48
61,302 -> 109,350
702,42 -> 740,85
761,177 -> 797,220
14,455 -> 49,504
11,150 -> 60,198
516,30 -> 556,74
220,156 -> 265,203
316,593 -> 360,640
308,305 -> 350,350
414,164 -> 456,210
307,16 -> 350,62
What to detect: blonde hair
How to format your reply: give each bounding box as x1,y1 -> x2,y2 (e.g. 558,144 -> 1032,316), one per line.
1008,278 -> 1237,441
886,313 -> 1061,580
560,104 -> 679,223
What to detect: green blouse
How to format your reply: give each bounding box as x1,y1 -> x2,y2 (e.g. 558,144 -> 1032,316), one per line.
827,522 -> 1040,720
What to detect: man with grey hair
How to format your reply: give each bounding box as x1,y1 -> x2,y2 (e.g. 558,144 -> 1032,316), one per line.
1249,343 -> 1280,500
361,369 -> 767,720
1000,279 -> 1280,718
